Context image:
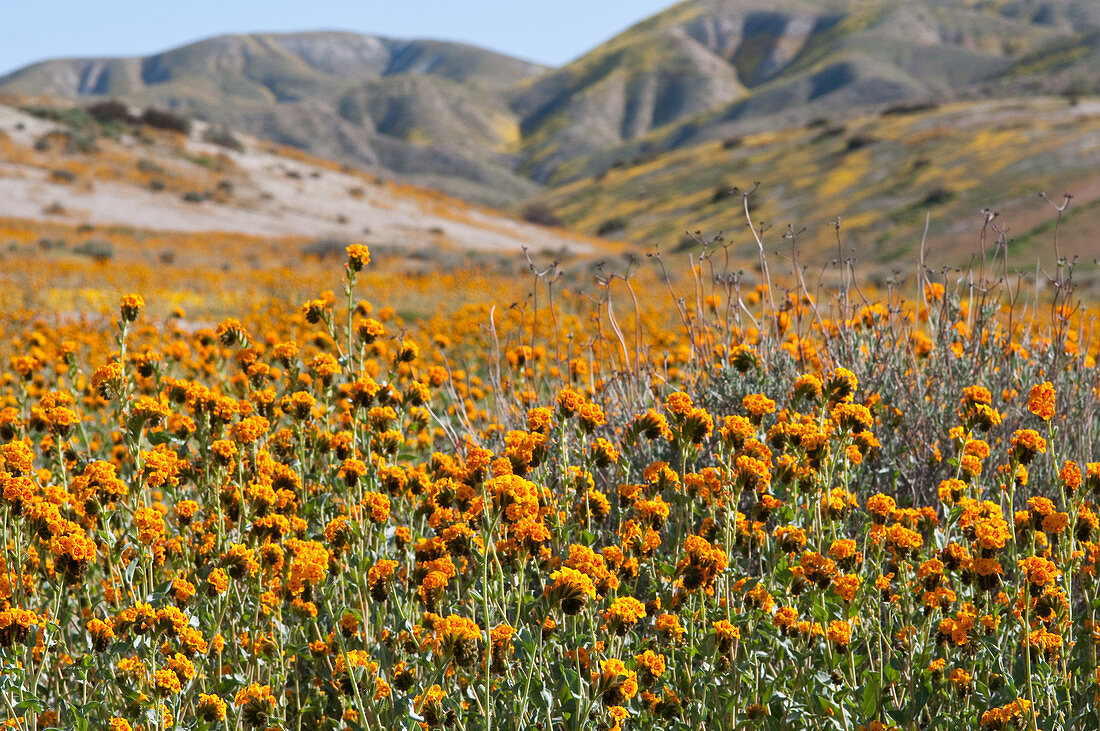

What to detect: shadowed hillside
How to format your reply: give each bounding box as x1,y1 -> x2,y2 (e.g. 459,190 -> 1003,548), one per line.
518,0 -> 1100,184
0,32 -> 546,207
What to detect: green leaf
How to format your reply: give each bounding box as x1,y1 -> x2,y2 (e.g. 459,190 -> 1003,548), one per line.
861,673 -> 880,718
16,698 -> 45,714
883,662 -> 901,684
146,430 -> 174,445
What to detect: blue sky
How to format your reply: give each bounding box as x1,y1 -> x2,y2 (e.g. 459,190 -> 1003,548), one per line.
0,1 -> 678,75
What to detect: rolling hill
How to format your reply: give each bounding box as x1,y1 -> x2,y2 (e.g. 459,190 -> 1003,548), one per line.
512,0 -> 1100,184
0,102 -> 600,258
0,32 -> 545,207
523,96 -> 1100,270
2,1 -> 1100,267
4,2 -> 1099,199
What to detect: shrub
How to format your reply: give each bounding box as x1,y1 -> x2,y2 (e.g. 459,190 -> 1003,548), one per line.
202,126 -> 245,152
845,134 -> 876,151
71,239 -> 113,262
86,100 -> 134,124
136,158 -> 165,175
596,217 -> 627,236
520,202 -> 563,228
880,101 -> 939,116
919,186 -> 956,207
140,107 -> 191,134
711,184 -> 737,203
49,169 -> 77,184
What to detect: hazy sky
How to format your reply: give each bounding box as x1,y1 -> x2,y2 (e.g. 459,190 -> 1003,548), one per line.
0,1 -> 678,75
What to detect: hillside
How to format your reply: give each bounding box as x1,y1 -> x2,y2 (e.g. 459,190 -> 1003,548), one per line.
0,102 -> 599,259
2,2 -> 1100,268
4,3 -> 1100,204
516,0 -> 1100,184
525,96 -> 1100,270
0,32 -> 545,207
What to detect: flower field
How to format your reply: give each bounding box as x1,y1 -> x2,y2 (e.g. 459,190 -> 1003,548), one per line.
1,217 -> 1099,731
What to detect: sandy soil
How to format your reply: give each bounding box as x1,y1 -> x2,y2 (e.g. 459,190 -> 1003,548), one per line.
0,104 -> 596,255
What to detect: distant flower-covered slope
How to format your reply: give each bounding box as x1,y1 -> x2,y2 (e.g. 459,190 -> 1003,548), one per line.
0,101 -> 600,257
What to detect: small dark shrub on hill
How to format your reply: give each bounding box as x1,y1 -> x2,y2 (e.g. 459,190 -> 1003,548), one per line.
880,101 -> 939,116
203,127 -> 244,152
845,134 -> 875,151
596,218 -> 627,237
141,108 -> 191,135
920,187 -> 956,207
72,240 -> 114,263
87,100 -> 134,124
137,158 -> 165,175
521,202 -> 563,228
712,184 -> 738,203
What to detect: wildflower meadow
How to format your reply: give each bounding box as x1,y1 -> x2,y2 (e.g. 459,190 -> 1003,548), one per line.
1,204 -> 1099,731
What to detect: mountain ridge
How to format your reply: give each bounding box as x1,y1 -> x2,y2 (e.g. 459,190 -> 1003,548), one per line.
0,31 -> 546,206
5,2 -> 1099,203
